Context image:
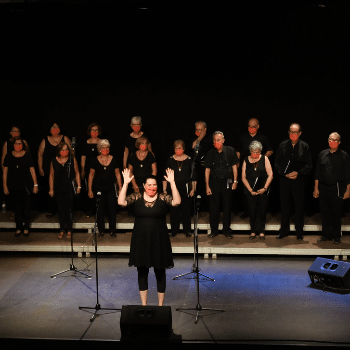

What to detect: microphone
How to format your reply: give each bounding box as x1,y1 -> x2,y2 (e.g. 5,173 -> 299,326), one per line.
96,191 -> 101,207
196,195 -> 201,211
194,140 -> 201,154
71,137 -> 77,150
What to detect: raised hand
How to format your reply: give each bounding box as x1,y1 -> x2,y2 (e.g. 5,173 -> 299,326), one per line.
122,168 -> 134,185
164,168 -> 175,183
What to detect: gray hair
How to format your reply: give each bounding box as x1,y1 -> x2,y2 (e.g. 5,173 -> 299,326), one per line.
329,132 -> 341,141
249,140 -> 263,152
195,120 -> 207,129
213,131 -> 224,139
131,116 -> 142,125
97,139 -> 111,153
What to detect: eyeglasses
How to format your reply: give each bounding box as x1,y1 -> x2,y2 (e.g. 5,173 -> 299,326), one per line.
288,131 -> 300,135
328,138 -> 340,142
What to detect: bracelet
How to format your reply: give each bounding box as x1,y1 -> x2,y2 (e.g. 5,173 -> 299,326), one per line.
34,184 -> 38,187
264,187 -> 267,191
78,187 -> 81,189
234,180 -> 238,183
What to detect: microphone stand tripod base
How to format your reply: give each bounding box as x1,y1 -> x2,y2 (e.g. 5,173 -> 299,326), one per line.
51,264 -> 91,279
176,303 -> 225,324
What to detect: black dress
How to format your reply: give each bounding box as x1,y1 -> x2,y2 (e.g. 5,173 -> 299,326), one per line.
126,192 -> 174,269
128,151 -> 156,188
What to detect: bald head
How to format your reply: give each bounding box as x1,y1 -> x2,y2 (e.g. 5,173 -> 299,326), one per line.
248,118 -> 260,135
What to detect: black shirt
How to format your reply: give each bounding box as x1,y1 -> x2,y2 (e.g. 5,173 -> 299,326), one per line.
3,152 -> 34,191
243,156 -> 268,193
315,149 -> 350,186
91,156 -> 120,192
275,139 -> 312,177
237,131 -> 273,162
204,145 -> 239,179
125,132 -> 150,158
81,142 -> 99,173
129,151 -> 156,186
52,157 -> 76,193
189,134 -> 213,166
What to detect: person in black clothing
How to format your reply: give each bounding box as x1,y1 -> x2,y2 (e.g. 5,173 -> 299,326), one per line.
118,168 -> 181,306
162,140 -> 196,238
38,122 -> 71,217
3,137 -> 38,237
1,125 -> 30,216
49,142 -> 81,239
204,131 -> 238,239
128,136 -> 157,193
314,132 -> 350,244
236,118 -> 273,218
123,116 -> 152,170
81,122 -> 102,217
88,139 -> 122,237
275,123 -> 312,240
189,121 -> 213,211
241,141 -> 273,240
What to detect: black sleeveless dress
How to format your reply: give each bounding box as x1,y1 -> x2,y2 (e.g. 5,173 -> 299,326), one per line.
126,192 -> 174,269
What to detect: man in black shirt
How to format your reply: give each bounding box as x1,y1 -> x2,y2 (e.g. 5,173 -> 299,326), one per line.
190,121 -> 213,211
275,123 -> 312,240
236,118 -> 273,218
314,132 -> 350,244
204,131 -> 238,238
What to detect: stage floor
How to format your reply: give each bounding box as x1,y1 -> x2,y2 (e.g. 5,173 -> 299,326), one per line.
0,253 -> 349,346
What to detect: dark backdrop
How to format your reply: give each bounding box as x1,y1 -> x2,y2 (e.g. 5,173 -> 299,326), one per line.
1,1 -> 350,213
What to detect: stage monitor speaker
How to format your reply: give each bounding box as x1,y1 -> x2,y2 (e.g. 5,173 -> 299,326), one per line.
308,257 -> 350,289
120,305 -> 172,339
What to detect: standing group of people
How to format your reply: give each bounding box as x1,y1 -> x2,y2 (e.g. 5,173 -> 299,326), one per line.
2,117 -> 350,307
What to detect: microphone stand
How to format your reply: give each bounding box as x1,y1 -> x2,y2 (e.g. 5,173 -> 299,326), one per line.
51,138 -> 91,279
79,193 -> 121,321
174,141 -> 224,323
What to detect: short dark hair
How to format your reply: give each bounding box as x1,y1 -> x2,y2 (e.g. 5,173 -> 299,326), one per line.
143,175 -> 157,185
10,136 -> 29,152
87,122 -> 102,137
46,121 -> 61,136
56,142 -> 71,157
135,136 -> 149,149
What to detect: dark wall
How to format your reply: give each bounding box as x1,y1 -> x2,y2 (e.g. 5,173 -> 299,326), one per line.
1,2 -> 350,212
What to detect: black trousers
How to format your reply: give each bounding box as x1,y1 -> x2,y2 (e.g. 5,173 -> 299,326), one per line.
245,192 -> 269,234
170,186 -> 192,234
40,175 -> 57,214
96,189 -> 117,234
319,183 -> 343,240
208,178 -> 232,233
137,267 -> 166,293
12,190 -> 31,230
279,176 -> 305,237
55,191 -> 74,232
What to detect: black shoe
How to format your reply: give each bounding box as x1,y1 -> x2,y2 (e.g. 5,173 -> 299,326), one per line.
259,234 -> 265,240
208,231 -> 218,238
249,234 -> 256,240
334,238 -> 341,244
317,237 -> 332,242
15,230 -> 21,237
224,232 -> 233,239
23,229 -> 29,237
185,232 -> 192,238
276,234 -> 287,239
111,233 -> 117,238
297,236 -> 303,241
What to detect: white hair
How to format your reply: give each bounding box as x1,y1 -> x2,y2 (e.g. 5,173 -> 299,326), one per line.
131,116 -> 142,125
213,131 -> 224,139
249,140 -> 263,152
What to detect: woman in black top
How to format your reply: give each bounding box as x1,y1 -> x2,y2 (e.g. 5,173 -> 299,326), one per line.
123,116 -> 152,170
49,142 -> 81,239
241,141 -> 273,240
38,122 -> 71,217
88,139 -> 122,237
163,140 -> 196,237
1,125 -> 30,214
128,136 -> 157,193
3,137 -> 38,237
81,122 -> 102,217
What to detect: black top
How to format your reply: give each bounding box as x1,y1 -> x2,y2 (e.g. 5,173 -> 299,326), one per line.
163,156 -> 195,192
189,133 -> 213,166
237,131 -> 273,161
43,135 -> 66,176
125,192 -> 174,269
52,157 -> 75,193
81,142 -> 99,173
125,132 -> 149,158
315,149 -> 350,187
204,145 -> 239,179
3,152 -> 34,191
129,151 -> 156,186
275,139 -> 312,177
243,156 -> 268,194
91,156 -> 120,192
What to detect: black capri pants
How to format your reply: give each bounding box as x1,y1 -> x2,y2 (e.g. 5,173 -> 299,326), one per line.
137,267 -> 166,293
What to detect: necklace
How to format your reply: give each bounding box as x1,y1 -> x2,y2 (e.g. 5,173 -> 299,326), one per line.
177,160 -> 183,171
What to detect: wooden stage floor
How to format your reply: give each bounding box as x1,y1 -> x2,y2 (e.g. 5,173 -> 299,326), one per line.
1,211 -> 350,260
